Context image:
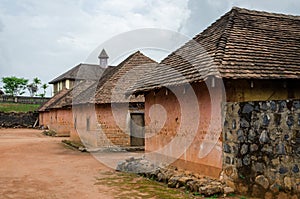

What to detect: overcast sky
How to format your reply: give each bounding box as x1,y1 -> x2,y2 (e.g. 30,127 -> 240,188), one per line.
0,0 -> 299,96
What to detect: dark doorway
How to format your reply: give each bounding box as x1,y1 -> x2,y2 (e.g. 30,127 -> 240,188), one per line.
130,113 -> 145,146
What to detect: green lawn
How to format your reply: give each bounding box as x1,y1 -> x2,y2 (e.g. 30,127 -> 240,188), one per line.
0,103 -> 40,113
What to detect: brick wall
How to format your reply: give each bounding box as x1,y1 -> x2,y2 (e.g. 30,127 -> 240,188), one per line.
71,103 -> 131,148
39,111 -> 50,127
39,109 -> 73,136
222,99 -> 300,198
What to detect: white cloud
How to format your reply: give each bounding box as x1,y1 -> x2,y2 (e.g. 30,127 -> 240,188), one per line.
0,0 -> 190,96
0,0 -> 299,96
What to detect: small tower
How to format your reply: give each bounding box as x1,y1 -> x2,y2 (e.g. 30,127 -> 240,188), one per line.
98,49 -> 109,68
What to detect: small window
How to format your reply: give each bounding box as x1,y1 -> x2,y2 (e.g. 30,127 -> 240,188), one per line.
86,117 -> 90,131
74,117 -> 77,129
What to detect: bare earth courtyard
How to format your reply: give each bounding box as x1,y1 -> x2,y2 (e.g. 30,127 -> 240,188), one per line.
0,128 -> 119,198
0,128 -> 205,199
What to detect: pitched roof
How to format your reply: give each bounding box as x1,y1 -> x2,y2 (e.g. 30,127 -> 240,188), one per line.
131,7 -> 300,93
49,63 -> 108,84
38,88 -> 69,112
98,49 -> 109,58
73,51 -> 157,105
39,80 -> 97,111
50,80 -> 96,109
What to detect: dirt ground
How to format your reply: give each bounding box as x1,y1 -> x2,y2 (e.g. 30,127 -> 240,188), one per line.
0,128 -> 201,199
0,128 -> 119,198
0,128 -> 248,199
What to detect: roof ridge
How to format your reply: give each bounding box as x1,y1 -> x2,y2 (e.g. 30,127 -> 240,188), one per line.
95,51 -> 154,92
92,51 -> 156,104
39,88 -> 70,111
49,88 -> 74,109
214,8 -> 236,66
232,6 -> 300,20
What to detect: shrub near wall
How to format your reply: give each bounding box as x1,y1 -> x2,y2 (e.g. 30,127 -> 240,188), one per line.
222,99 -> 300,198
0,111 -> 38,128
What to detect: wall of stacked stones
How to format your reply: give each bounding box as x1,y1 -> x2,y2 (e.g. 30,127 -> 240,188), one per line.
222,99 -> 300,198
0,111 -> 38,128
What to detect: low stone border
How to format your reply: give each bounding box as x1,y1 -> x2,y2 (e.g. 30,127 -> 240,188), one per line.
61,140 -> 87,152
42,130 -> 69,137
42,130 -> 57,137
116,157 -> 235,197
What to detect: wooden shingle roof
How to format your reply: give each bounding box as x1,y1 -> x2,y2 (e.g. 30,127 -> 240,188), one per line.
73,51 -> 157,105
49,80 -> 96,109
132,7 -> 300,93
38,88 -> 70,112
49,63 -> 108,84
38,80 -> 96,111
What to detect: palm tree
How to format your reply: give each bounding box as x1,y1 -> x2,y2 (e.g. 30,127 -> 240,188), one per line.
33,77 -> 41,85
40,83 -> 48,98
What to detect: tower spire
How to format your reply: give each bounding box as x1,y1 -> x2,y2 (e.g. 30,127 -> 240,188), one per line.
98,49 -> 109,67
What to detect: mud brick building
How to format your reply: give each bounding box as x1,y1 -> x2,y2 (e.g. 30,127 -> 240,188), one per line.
71,51 -> 156,148
38,80 -> 95,136
131,7 -> 300,182
49,49 -> 109,95
39,49 -> 111,135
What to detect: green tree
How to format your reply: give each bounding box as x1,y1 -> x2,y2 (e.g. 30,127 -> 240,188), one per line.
39,83 -> 48,98
1,76 -> 28,96
33,77 -> 41,85
27,77 -> 42,97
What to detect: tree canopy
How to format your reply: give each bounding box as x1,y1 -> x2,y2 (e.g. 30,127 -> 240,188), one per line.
27,77 -> 42,97
2,76 -> 29,96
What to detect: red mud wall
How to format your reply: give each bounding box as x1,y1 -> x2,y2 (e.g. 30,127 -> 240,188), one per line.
70,104 -> 98,146
70,104 -> 130,147
39,112 -> 50,127
40,109 -> 73,136
144,80 -> 224,178
96,103 -> 130,147
53,109 -> 73,135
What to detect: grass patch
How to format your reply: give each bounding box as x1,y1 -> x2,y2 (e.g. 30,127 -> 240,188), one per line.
0,103 -> 40,113
95,171 -> 251,199
95,171 -> 195,199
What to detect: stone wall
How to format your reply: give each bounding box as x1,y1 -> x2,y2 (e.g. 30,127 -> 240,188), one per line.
222,99 -> 300,198
0,111 -> 38,128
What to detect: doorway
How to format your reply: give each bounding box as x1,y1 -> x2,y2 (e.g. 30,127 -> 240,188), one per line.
130,113 -> 145,146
